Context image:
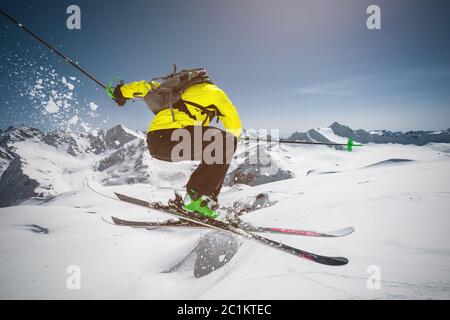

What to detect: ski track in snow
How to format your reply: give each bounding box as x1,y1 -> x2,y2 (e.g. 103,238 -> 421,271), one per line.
0,139 -> 450,299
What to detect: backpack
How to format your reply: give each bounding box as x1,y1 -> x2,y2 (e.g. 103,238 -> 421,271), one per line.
144,65 -> 222,123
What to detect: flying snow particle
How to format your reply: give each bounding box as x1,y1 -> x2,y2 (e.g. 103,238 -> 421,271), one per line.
80,122 -> 91,132
67,115 -> 79,126
44,98 -> 59,114
89,102 -> 98,112
61,77 -> 75,90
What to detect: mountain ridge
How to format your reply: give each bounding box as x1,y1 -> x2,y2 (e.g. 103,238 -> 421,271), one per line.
1,122 -> 449,207
288,121 -> 450,146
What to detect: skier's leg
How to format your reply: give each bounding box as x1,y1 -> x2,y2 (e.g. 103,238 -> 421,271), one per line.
147,126 -> 237,218
185,126 -> 237,199
147,126 -> 212,162
147,128 -> 185,162
182,126 -> 237,218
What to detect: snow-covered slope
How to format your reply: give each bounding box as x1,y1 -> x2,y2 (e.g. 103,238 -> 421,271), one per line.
1,140 -> 449,299
0,125 -> 292,206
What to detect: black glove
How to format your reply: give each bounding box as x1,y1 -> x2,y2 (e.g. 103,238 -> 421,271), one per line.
112,82 -> 127,106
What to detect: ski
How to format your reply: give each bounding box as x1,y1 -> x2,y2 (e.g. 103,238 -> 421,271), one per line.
108,216 -> 355,238
110,192 -> 349,266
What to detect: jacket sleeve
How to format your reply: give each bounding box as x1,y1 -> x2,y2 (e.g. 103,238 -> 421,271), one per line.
120,81 -> 159,99
215,89 -> 242,138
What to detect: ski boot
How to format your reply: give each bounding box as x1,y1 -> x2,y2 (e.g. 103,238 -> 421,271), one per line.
183,189 -> 220,219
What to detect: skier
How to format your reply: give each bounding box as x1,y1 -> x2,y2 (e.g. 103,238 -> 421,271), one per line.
111,68 -> 242,219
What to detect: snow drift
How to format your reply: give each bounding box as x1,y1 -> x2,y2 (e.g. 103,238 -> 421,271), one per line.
0,123 -> 450,299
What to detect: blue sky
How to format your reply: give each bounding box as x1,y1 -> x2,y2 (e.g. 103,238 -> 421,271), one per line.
1,0 -> 450,134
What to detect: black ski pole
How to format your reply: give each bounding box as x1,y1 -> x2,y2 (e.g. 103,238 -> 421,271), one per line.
244,137 -> 363,152
0,9 -> 106,90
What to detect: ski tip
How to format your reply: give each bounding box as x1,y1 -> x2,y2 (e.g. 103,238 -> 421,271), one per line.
114,192 -> 134,202
302,252 -> 349,266
101,215 -> 115,225
335,257 -> 349,266
327,226 -> 355,237
114,192 -> 125,199
345,226 -> 356,235
319,256 -> 349,266
110,216 -> 122,224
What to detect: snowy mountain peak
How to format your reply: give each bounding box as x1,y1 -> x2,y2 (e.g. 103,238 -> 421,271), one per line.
104,125 -> 145,150
329,122 -> 357,138
0,125 -> 42,145
288,122 -> 450,146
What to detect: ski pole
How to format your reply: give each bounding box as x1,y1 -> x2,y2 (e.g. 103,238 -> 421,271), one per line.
0,9 -> 107,90
244,137 -> 363,152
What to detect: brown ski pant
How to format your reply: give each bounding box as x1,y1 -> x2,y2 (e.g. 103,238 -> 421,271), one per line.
147,126 -> 237,199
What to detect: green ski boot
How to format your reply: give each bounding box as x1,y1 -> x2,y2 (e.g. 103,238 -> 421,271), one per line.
183,191 -> 219,219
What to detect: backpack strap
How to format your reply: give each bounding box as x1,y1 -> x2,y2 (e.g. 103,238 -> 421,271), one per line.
182,100 -> 224,125
172,100 -> 197,121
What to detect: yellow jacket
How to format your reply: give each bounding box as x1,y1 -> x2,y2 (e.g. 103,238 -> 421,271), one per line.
120,81 -> 242,137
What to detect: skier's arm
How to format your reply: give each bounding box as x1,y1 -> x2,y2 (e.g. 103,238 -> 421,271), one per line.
112,81 -> 159,106
215,90 -> 242,138
120,81 -> 159,98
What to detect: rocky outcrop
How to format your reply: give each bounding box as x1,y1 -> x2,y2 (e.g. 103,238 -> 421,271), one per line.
225,164 -> 293,187
0,125 -> 42,145
43,130 -> 106,156
97,139 -> 145,171
0,157 -> 40,207
224,148 -> 293,187
162,231 -> 239,278
98,139 -> 152,185
104,125 -> 142,149
0,126 -> 43,177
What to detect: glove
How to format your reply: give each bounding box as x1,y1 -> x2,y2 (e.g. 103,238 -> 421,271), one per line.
112,82 -> 127,106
